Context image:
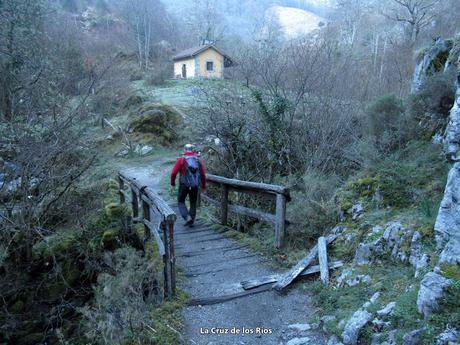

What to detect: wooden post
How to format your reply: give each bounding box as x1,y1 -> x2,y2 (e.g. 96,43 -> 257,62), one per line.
318,236 -> 329,285
162,221 -> 173,298
275,193 -> 287,248
118,176 -> 125,204
131,188 -> 139,218
168,220 -> 176,295
221,184 -> 229,226
142,199 -> 150,241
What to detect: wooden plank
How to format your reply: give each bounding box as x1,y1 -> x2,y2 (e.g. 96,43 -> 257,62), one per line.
143,189 -> 176,222
119,189 -> 130,200
275,194 -> 286,248
206,174 -> 289,196
272,234 -> 338,291
168,220 -> 176,295
187,284 -> 272,306
163,221 -> 173,298
201,194 -> 276,223
143,219 -> 165,256
131,188 -> 139,218
221,184 -> 229,225
142,200 -> 151,241
318,236 -> 329,285
241,261 -> 343,290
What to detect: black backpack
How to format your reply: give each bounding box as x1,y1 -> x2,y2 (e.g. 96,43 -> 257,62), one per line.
181,156 -> 201,188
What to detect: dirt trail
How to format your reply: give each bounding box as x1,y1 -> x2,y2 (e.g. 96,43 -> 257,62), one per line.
121,158 -> 326,345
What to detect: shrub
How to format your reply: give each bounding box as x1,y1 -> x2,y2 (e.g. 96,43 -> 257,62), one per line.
286,170 -> 340,247
369,141 -> 447,208
80,247 -> 163,345
408,72 -> 456,138
146,61 -> 172,86
366,93 -> 415,153
123,94 -> 144,109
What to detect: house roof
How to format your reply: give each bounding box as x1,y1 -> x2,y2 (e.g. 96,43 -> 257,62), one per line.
172,44 -> 232,62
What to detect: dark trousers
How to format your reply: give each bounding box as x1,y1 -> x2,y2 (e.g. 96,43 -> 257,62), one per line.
177,184 -> 198,221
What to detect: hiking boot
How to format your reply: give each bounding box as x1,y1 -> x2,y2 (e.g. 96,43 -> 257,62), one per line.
184,216 -> 193,226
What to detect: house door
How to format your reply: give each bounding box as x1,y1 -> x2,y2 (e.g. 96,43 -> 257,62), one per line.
182,64 -> 187,78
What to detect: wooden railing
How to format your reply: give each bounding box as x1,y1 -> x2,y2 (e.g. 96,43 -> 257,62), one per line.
201,174 -> 290,248
117,172 -> 177,298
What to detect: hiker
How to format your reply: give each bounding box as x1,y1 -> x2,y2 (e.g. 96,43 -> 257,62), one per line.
170,144 -> 206,227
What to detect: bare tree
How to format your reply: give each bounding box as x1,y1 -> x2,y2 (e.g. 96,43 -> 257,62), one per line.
121,0 -> 169,69
386,0 -> 440,43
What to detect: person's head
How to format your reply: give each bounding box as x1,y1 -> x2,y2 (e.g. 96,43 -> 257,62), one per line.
184,144 -> 195,153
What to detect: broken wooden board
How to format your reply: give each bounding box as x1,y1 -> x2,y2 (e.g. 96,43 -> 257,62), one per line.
318,236 -> 329,285
272,234 -> 338,291
240,260 -> 343,290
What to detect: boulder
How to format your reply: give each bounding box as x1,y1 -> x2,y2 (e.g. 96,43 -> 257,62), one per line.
376,302 -> 396,318
417,271 -> 452,318
372,318 -> 392,332
436,327 -> 460,345
138,145 -> 153,156
354,239 -> 383,266
409,231 -> 429,277
402,328 -> 425,345
346,275 -> 371,287
383,222 -> 405,245
434,162 -> 460,264
287,337 -> 312,345
342,310 -> 372,345
288,323 -> 313,332
327,336 -> 344,345
348,203 -> 364,220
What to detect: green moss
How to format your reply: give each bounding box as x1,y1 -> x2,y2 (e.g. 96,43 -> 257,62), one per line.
440,264 -> 460,281
428,49 -> 450,74
104,202 -> 129,219
101,229 -> 119,250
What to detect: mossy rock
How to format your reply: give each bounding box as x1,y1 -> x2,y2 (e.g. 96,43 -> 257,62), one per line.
129,103 -> 182,144
346,176 -> 381,198
124,94 -> 144,109
104,203 -> 129,219
107,179 -> 120,191
102,229 -> 119,250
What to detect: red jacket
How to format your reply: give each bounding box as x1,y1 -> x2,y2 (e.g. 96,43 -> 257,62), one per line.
170,151 -> 206,188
